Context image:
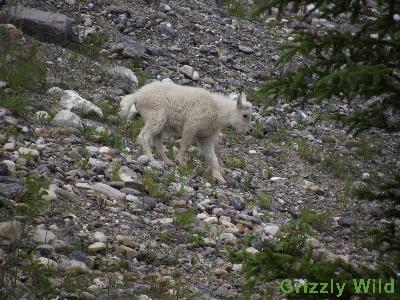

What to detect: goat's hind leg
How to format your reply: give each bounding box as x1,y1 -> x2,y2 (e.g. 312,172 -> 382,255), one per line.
176,127 -> 195,166
137,124 -> 156,160
153,133 -> 176,166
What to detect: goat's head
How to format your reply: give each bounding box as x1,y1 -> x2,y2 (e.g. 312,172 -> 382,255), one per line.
231,92 -> 253,134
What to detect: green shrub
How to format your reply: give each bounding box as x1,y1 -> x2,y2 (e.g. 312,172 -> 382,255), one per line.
75,31 -> 107,59
173,208 -> 195,229
228,219 -> 385,298
1,93 -> 30,116
0,42 -> 46,91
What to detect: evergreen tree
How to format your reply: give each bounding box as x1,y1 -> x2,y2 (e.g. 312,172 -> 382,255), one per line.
256,0 -> 400,133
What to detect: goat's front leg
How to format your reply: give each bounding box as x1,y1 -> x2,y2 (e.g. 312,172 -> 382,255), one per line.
198,136 -> 226,183
176,128 -> 194,165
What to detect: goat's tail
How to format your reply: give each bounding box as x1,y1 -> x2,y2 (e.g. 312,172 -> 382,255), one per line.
119,94 -> 138,121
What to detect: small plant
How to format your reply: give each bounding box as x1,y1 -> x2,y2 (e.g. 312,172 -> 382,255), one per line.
319,151 -> 354,180
110,162 -> 122,181
296,138 -> 321,164
257,191 -> 273,209
165,137 -> 176,159
223,0 -> 248,19
356,135 -> 383,160
242,177 -> 253,191
251,121 -> 264,139
96,99 -> 119,121
75,31 -> 107,59
107,131 -> 123,150
224,128 -> 240,145
162,170 -> 176,187
1,93 -> 30,116
173,208 -> 195,229
177,156 -> 197,178
224,155 -> 246,169
79,158 -> 89,171
298,208 -> 330,233
0,42 -> 46,91
191,233 -> 205,246
143,170 -> 161,197
120,117 -> 144,141
130,57 -> 152,87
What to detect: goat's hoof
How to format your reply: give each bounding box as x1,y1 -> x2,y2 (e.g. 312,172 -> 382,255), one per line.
213,173 -> 226,184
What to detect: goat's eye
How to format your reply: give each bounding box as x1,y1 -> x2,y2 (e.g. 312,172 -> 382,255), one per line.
243,114 -> 248,118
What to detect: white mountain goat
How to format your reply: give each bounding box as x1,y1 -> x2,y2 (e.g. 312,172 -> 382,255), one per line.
120,80 -> 253,182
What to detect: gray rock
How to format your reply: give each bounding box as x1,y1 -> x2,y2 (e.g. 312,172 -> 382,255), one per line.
238,45 -> 255,54
52,110 -> 82,129
59,259 -> 88,274
69,251 -> 86,263
159,24 -> 177,37
154,254 -> 178,266
88,242 -> 106,252
92,231 -> 107,243
259,116 -> 277,132
219,232 -> 237,245
199,44 -> 218,56
180,65 -> 199,80
6,6 -> 74,45
32,229 -> 56,244
120,187 -> 141,196
117,34 -> 146,58
338,216 -> 355,227
37,244 -> 56,258
229,196 -> 245,211
136,155 -> 151,166
108,66 -> 138,93
0,176 -> 26,198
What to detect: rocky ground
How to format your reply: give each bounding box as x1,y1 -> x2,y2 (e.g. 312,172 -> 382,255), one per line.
0,0 -> 399,299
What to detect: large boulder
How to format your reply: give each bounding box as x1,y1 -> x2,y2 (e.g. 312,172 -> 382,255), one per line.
59,90 -> 103,118
6,6 -> 74,45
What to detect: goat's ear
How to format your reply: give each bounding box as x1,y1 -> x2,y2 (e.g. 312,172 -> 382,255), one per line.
237,93 -> 243,108
241,92 -> 247,102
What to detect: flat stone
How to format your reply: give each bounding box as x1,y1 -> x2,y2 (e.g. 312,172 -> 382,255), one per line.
92,182 -> 125,200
